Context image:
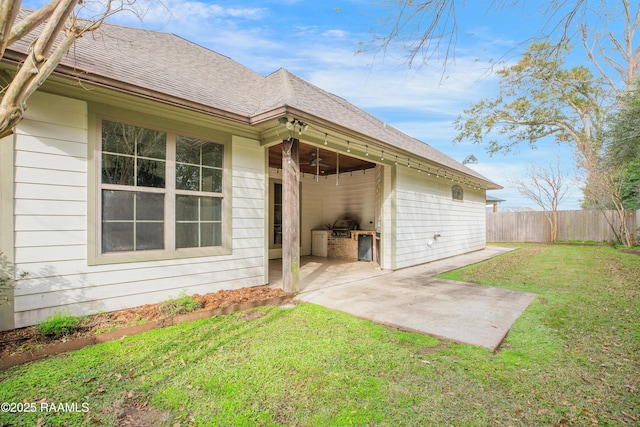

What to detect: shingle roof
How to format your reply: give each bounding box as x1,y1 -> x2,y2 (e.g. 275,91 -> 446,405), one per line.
262,69 -> 495,185
5,11 -> 500,188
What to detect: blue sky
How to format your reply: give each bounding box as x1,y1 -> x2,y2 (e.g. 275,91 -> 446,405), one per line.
29,0 -> 615,209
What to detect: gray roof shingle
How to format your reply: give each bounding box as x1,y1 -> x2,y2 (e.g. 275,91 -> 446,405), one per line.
5,11 -> 500,188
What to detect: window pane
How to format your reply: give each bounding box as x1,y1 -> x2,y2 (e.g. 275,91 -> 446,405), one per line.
102,190 -> 134,221
137,159 -> 166,188
176,164 -> 200,191
136,222 -> 164,250
452,185 -> 463,200
176,136 -> 202,165
202,168 -> 223,193
201,197 -> 222,221
102,154 -> 135,186
202,142 -> 223,167
136,193 -> 164,221
102,222 -> 134,252
201,223 -> 222,247
137,130 -> 166,160
176,195 -> 198,221
102,120 -> 166,160
176,222 -> 198,248
102,120 -> 135,155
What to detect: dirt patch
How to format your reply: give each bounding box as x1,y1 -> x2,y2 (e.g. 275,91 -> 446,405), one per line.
0,286 -> 290,360
619,249 -> 640,256
116,400 -> 174,427
239,310 -> 268,321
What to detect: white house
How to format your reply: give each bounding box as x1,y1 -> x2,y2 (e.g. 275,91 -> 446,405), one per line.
0,17 -> 501,331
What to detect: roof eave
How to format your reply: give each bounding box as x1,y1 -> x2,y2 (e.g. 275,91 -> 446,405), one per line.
2,51 -> 252,126
255,106 -> 502,190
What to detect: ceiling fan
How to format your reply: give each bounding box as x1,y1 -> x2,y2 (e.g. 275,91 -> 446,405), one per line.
309,152 -> 330,168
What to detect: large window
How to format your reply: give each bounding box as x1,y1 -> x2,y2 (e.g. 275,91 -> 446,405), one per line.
99,119 -> 226,256
175,136 -> 224,249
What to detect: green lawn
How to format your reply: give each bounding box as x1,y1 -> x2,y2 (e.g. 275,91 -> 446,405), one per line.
0,245 -> 638,426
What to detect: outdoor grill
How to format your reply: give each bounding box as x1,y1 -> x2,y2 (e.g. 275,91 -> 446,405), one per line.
331,219 -> 358,238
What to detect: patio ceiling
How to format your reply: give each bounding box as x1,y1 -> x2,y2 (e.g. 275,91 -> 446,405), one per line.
268,142 -> 377,176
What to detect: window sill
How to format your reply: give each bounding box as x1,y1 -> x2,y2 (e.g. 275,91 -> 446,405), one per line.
89,246 -> 233,266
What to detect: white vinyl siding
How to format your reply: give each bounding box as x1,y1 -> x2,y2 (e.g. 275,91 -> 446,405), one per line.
319,170 -> 376,230
394,166 -> 486,269
10,92 -> 265,328
268,166 -> 376,258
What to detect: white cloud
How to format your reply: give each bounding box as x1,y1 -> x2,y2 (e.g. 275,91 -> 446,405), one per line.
105,0 -> 267,30
323,29 -> 349,38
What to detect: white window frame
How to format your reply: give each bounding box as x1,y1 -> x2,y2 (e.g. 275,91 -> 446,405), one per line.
89,112 -> 232,265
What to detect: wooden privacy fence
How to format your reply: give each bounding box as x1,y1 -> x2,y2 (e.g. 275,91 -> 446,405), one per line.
486,210 -> 639,243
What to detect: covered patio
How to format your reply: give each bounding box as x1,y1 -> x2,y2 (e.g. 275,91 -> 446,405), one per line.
269,257 -> 391,293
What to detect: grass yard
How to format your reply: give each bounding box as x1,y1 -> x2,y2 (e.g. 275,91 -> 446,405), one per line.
0,245 -> 638,426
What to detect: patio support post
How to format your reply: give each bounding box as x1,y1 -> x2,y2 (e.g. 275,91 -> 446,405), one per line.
282,138 -> 300,293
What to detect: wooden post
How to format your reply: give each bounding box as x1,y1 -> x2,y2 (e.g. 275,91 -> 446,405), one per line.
282,138 -> 300,293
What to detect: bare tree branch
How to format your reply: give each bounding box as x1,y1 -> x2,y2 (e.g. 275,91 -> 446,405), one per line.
511,154 -> 575,242
0,0 -> 128,138
0,0 -> 23,57
7,1 -> 59,48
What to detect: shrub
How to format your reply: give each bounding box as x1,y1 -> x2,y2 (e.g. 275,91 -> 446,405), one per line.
0,251 -> 28,304
39,312 -> 82,337
158,291 -> 202,317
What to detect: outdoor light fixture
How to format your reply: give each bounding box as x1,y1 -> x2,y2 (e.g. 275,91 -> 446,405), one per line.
278,117 -> 308,135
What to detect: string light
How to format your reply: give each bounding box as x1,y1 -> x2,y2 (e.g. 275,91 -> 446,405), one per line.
275,117 -> 487,190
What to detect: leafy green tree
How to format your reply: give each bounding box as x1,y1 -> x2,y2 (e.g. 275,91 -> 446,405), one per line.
603,83 -> 640,211
454,42 -> 607,173
606,85 -> 640,167
576,84 -> 639,247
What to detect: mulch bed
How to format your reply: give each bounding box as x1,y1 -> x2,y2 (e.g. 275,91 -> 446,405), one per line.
0,286 -> 292,369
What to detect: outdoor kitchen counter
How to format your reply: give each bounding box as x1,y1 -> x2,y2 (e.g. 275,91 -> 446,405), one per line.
311,229 -> 377,261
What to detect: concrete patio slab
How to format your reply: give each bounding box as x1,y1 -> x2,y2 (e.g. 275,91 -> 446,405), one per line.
296,246 -> 537,351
